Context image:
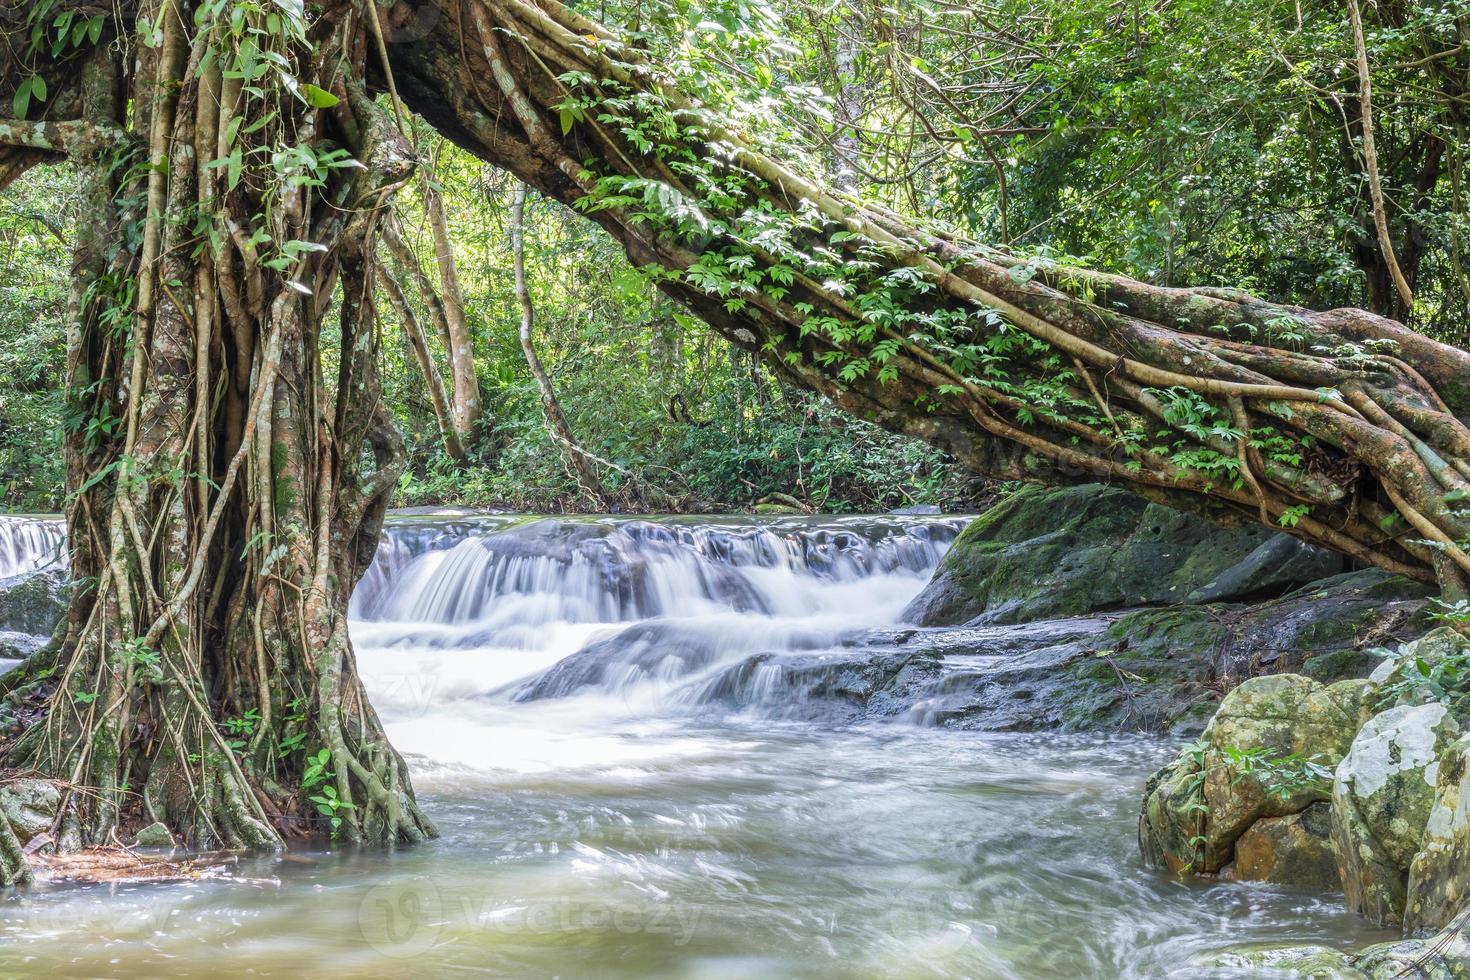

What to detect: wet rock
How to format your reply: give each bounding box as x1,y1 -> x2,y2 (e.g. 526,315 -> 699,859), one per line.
1352,906 -> 1470,978
1210,912 -> 1470,979
1332,702 -> 1462,926
901,484 -> 1342,626
1404,733 -> 1470,934
511,621 -> 784,701
1228,802 -> 1340,889
0,629 -> 45,661
0,567 -> 66,640
1195,945 -> 1361,978
669,571 -> 1426,740
132,822 -> 176,847
0,778 -> 59,842
691,648 -> 944,724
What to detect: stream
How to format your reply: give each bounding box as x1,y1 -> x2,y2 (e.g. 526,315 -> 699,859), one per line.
0,514 -> 1392,977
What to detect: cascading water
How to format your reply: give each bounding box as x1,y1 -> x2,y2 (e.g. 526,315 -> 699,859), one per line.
0,512 -> 1395,978
350,515 -> 963,726
0,516 -> 64,580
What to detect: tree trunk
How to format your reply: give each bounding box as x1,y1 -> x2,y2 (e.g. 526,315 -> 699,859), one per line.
378,264 -> 467,461
510,185 -> 608,505
381,212 -> 482,459
419,153 -> 486,451
0,0 -> 433,883
1348,0 -> 1414,315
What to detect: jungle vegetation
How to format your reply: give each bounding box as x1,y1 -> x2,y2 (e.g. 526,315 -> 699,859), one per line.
0,0 -> 1466,875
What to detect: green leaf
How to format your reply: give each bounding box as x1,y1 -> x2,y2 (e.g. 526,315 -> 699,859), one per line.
300,83 -> 339,109
560,107 -> 576,136
12,77 -> 32,118
226,146 -> 243,190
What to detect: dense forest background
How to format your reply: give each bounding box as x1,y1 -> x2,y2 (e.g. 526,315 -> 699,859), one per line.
3,0 -> 1465,514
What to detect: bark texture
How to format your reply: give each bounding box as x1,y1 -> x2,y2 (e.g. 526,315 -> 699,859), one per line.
0,0 -> 433,883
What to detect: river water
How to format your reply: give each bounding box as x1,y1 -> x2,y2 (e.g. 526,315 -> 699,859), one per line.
0,514 -> 1390,977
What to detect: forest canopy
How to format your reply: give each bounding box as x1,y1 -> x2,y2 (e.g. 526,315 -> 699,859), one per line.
2,0 -> 1466,514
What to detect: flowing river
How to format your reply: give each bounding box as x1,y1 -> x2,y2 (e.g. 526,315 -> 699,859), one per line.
0,514 -> 1392,977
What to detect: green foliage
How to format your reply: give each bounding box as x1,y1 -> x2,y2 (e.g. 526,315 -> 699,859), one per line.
1373,629 -> 1470,719
1219,745 -> 1334,801
3,0 -> 1467,518
384,161 -> 956,513
0,166 -> 70,510
300,748 -> 351,834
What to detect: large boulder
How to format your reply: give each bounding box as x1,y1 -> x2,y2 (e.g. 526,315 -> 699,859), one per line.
1332,702 -> 1462,926
0,567 -> 66,639
1228,802 -> 1340,889
902,484 -> 1342,626
0,778 -> 59,842
907,570 -> 1429,738
1140,674 -> 1367,874
1404,733 -> 1470,935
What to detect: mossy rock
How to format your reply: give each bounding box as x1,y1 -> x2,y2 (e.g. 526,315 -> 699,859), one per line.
1140,674 -> 1364,874
1406,733 -> 1470,934
1332,702 -> 1462,926
0,778 -> 59,842
902,484 -> 1341,626
1196,945 -> 1362,978
1353,906 -> 1470,978
1369,627 -> 1470,709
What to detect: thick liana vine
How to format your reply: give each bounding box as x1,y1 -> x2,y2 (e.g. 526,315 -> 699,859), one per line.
0,0 -> 434,884
390,0 -> 1470,595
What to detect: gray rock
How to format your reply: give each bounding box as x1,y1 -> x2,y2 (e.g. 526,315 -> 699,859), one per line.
1332,702 -> 1462,926
0,778 -> 59,842
1186,533 -> 1344,604
0,567 -> 66,639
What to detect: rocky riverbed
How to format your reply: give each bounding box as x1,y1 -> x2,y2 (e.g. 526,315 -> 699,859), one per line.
0,491 -> 1463,976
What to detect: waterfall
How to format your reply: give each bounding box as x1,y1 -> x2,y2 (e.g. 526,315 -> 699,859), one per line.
349,514 -> 965,712
0,516 -> 65,579
0,510 -> 983,723
356,516 -> 960,627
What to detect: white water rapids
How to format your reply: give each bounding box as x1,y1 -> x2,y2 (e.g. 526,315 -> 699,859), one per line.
0,513 -> 1390,977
